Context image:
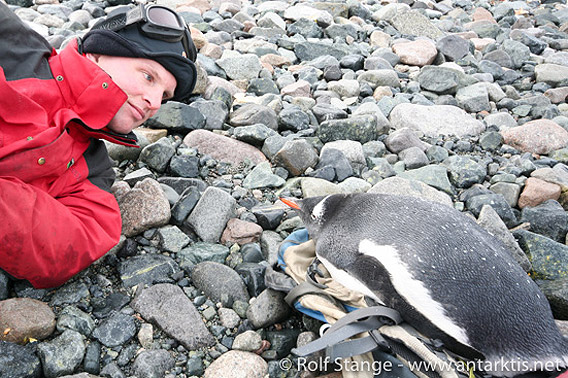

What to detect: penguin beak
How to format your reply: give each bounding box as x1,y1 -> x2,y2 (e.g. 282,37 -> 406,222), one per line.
280,197 -> 301,210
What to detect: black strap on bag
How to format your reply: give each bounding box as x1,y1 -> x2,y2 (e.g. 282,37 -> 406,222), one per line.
292,306 -> 403,360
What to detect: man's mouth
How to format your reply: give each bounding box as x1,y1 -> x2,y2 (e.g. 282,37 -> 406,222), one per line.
129,102 -> 146,121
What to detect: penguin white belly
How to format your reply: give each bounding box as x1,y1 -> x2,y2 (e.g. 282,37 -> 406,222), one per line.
358,239 -> 472,348
318,255 -> 384,305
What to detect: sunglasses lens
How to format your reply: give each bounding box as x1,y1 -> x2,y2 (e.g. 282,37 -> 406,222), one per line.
147,7 -> 182,29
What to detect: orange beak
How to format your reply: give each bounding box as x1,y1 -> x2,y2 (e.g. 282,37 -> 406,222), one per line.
280,197 -> 301,210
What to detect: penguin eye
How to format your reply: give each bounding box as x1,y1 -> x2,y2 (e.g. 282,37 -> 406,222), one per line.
310,213 -> 317,220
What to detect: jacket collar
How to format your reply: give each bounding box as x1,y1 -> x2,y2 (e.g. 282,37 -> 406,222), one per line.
49,39 -> 138,147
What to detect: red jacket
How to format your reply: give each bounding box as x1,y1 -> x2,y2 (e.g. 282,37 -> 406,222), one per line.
0,4 -> 137,288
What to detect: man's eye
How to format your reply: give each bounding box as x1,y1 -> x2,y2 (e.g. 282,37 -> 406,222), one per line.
143,72 -> 153,82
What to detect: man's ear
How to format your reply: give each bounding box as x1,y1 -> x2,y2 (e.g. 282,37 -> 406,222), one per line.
85,53 -> 101,63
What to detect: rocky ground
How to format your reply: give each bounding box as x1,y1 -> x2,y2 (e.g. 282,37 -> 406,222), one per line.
2,0 -> 568,376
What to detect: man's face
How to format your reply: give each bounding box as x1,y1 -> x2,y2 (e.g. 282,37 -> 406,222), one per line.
88,54 -> 177,135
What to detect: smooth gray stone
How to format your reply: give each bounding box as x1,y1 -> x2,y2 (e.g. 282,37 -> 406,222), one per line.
131,284 -> 215,349
246,289 -> 291,328
191,261 -> 250,307
186,186 -> 236,243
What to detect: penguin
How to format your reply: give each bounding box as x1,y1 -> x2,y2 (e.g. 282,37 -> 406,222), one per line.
281,193 -> 568,377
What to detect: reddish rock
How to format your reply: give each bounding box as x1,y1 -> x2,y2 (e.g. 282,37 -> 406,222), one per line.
280,80 -> 311,97
189,27 -> 207,50
472,7 -> 497,23
544,87 -> 568,104
203,76 -> 244,100
118,178 -> 171,237
518,177 -> 561,209
260,54 -> 292,68
200,43 -> 223,59
183,129 -> 267,166
501,120 -> 568,154
0,298 -> 55,344
471,37 -> 495,51
204,351 -> 268,378
221,218 -> 263,245
392,40 -> 437,67
182,0 -> 211,14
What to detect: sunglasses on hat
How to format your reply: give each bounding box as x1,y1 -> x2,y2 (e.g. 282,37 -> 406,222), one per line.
93,4 -> 196,62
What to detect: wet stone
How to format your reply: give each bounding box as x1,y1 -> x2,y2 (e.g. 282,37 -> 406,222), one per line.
243,161 -> 286,190
466,193 -> 517,228
521,200 -> 568,243
37,330 -> 85,378
442,155 -> 487,188
91,312 -> 136,348
537,278 -> 568,320
170,186 -> 201,226
235,263 -> 267,297
179,242 -> 230,271
146,102 -> 206,134
398,165 -> 454,195
157,225 -> 190,253
56,306 -> 95,336
138,138 -> 175,173
118,254 -> 180,288
189,99 -> 229,130
50,280 -> 90,307
100,362 -> 126,378
83,341 -> 101,375
91,293 -> 130,320
514,230 -> 568,280
169,155 -> 199,178
0,341 -> 41,378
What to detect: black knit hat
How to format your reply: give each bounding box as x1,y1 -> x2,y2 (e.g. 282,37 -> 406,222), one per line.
81,7 -> 197,103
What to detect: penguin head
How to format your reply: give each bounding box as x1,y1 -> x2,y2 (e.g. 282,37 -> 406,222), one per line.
280,195 -> 336,237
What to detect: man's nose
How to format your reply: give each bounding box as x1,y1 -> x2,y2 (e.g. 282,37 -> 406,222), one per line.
144,89 -> 163,111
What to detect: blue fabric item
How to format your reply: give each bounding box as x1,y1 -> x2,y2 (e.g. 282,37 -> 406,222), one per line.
294,302 -> 327,323
278,228 -> 310,269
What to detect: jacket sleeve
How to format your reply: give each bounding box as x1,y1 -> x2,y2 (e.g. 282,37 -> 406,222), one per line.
0,173 -> 122,289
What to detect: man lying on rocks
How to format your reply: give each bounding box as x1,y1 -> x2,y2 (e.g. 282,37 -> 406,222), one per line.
0,2 -> 197,288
